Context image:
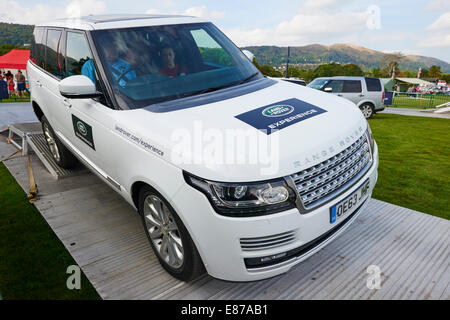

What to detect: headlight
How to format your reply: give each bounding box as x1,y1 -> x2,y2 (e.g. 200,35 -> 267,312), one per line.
183,172 -> 297,217
366,123 -> 374,153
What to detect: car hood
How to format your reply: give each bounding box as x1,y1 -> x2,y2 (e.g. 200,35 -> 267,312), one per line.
113,79 -> 368,182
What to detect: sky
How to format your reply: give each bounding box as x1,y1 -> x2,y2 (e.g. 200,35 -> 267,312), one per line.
0,0 -> 449,63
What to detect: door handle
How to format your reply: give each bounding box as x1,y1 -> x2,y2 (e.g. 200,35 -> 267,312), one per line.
62,98 -> 72,108
35,80 -> 42,87
337,94 -> 343,97
359,94 -> 365,97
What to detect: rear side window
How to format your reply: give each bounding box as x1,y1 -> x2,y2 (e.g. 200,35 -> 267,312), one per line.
30,27 -> 46,69
45,29 -> 65,78
66,31 -> 95,83
343,80 -> 362,93
365,77 -> 382,91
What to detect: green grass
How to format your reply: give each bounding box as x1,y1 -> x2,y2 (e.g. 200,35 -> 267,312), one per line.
0,98 -> 30,103
392,94 -> 450,109
368,113 -> 450,220
0,162 -> 100,300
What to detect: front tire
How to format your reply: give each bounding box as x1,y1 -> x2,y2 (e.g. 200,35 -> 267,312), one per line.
138,185 -> 205,281
41,115 -> 78,169
360,103 -> 374,119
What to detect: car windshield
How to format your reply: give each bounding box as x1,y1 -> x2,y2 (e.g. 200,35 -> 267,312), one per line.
307,78 -> 330,90
91,23 -> 261,109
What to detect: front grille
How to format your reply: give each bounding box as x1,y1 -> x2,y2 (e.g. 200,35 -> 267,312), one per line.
240,230 -> 297,252
291,133 -> 372,209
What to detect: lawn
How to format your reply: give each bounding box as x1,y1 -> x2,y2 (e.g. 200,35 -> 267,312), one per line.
368,113 -> 450,220
0,162 -> 100,300
392,94 -> 450,109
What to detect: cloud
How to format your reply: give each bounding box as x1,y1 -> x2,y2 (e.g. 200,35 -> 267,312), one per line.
146,5 -> 225,20
225,11 -> 369,47
427,11 -> 450,30
65,0 -> 106,18
424,0 -> 450,11
419,34 -> 450,48
183,6 -> 225,19
0,0 -> 106,24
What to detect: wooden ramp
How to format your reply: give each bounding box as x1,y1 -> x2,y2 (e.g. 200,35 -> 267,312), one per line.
1,139 -> 449,300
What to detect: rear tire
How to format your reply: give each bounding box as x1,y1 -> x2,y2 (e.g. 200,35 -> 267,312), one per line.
359,103 -> 374,119
41,115 -> 78,169
138,185 -> 205,281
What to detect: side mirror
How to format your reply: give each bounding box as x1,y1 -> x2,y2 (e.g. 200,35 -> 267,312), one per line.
242,49 -> 255,61
323,87 -> 332,92
59,75 -> 102,99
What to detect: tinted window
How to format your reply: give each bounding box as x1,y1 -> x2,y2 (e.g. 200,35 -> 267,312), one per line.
343,80 -> 362,93
30,27 -> 46,69
325,80 -> 344,93
66,31 -> 95,81
45,29 -> 65,78
365,77 -> 382,91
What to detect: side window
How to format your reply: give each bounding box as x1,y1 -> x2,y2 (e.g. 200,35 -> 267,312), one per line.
343,80 -> 362,93
365,78 -> 382,91
30,27 -> 46,69
45,29 -> 65,78
66,31 -> 96,85
325,80 -> 344,93
190,29 -> 233,66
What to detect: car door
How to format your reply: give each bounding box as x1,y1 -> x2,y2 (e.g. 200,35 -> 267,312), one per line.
59,30 -> 119,186
323,79 -> 344,97
341,80 -> 363,105
36,28 -> 71,136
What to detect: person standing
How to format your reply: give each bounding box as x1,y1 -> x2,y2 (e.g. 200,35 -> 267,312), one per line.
7,75 -> 15,97
15,70 -> 26,97
0,75 -> 9,100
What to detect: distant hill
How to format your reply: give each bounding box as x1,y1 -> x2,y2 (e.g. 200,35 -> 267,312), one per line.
0,22 -> 448,73
0,22 -> 33,47
243,44 -> 450,73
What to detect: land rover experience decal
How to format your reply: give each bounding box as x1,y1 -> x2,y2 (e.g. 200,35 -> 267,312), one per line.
72,115 -> 95,150
235,98 -> 327,135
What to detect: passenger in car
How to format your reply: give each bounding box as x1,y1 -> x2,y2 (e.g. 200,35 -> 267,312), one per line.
159,47 -> 187,77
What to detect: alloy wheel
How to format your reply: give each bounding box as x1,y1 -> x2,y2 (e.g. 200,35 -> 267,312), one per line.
143,194 -> 184,268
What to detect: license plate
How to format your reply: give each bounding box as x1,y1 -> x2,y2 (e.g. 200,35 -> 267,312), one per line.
330,179 -> 370,224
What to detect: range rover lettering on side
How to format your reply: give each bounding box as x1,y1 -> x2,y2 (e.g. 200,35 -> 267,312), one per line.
27,14 -> 379,282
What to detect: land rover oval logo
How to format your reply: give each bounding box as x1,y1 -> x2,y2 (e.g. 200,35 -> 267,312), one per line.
77,121 -> 87,136
262,105 -> 294,117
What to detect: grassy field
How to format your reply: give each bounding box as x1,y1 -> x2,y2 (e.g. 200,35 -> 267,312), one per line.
392,94 -> 450,109
0,162 -> 100,300
368,113 -> 450,219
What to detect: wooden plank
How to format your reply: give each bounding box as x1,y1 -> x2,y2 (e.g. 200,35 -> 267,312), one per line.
1,138 -> 449,300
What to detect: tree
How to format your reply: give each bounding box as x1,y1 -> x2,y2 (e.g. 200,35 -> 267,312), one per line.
341,63 -> 364,76
380,52 -> 404,78
429,65 -> 441,78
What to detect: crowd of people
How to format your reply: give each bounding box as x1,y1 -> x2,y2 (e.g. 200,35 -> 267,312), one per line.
0,69 -> 28,100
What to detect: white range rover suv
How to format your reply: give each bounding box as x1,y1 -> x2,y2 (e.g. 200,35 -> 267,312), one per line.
28,14 -> 378,282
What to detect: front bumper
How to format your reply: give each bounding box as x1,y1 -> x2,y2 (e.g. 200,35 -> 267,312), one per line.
172,142 -> 379,281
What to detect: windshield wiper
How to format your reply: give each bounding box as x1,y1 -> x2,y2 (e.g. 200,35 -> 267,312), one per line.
236,72 -> 260,85
192,72 -> 261,96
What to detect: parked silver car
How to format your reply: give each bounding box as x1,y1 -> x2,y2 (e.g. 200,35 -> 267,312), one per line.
308,76 -> 385,118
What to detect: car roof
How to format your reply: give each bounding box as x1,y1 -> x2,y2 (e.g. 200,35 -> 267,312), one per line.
36,14 -> 208,30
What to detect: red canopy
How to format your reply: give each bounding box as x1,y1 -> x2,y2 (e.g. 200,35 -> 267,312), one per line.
0,49 -> 30,70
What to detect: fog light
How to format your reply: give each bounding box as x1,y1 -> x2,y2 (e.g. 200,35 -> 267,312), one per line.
261,186 -> 289,204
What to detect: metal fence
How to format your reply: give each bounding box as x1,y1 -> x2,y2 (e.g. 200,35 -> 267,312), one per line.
391,92 -> 450,109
